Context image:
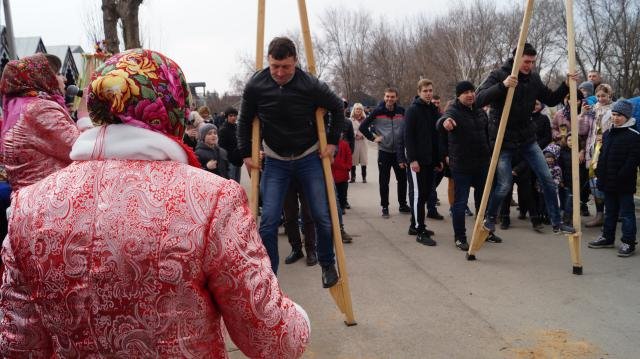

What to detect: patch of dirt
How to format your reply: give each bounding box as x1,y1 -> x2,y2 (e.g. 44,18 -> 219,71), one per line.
506,329 -> 605,359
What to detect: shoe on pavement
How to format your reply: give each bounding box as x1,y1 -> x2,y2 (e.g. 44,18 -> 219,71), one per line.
321,264 -> 339,288
483,216 -> 496,232
455,237 -> 469,251
532,222 -> 544,233
427,210 -> 444,220
416,232 -> 437,246
345,201 -> 351,209
617,243 -> 635,257
399,204 -> 411,213
349,178 -> 356,183
284,249 -> 304,264
552,223 -> 576,234
580,203 -> 590,216
486,232 -> 503,243
306,251 -> 318,266
408,227 -> 434,236
500,217 -> 511,230
465,207 -> 474,216
382,207 -> 390,218
587,236 -> 615,248
341,229 -> 353,243
362,178 -> 367,183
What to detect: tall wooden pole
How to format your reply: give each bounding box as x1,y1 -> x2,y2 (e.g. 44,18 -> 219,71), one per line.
467,0 -> 536,260
297,0 -> 356,326
250,0 -> 265,220
3,0 -> 17,59
564,0 -> 583,275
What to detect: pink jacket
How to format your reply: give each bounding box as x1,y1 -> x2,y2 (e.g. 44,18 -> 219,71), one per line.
2,98 -> 79,191
0,159 -> 309,358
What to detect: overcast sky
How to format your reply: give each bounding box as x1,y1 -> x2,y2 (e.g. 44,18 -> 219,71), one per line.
6,0 -> 510,94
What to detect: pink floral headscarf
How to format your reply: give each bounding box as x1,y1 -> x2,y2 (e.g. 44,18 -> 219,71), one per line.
88,49 -> 199,166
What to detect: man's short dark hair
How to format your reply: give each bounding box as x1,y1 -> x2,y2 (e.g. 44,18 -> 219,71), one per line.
224,107 -> 238,118
268,37 -> 297,60
384,87 -> 398,96
512,43 -> 537,57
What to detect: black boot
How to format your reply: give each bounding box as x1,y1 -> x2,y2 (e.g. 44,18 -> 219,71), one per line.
362,166 -> 367,183
350,166 -> 356,183
322,264 -> 339,288
341,224 -> 353,243
284,248 -> 304,264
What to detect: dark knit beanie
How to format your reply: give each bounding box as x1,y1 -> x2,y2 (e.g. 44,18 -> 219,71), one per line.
611,100 -> 633,119
455,81 -> 475,97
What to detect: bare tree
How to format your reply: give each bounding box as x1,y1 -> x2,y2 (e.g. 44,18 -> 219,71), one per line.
102,0 -> 144,54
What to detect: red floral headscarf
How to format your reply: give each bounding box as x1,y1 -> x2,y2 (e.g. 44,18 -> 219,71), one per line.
88,49 -> 199,166
0,53 -> 62,99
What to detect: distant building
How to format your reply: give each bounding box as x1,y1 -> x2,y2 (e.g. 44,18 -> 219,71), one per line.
15,36 -> 46,59
189,82 -> 207,108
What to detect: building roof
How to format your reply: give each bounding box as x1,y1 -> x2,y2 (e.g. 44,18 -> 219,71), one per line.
15,36 -> 46,59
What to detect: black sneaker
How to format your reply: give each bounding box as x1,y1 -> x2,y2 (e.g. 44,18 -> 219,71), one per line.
587,236 -> 615,248
399,204 -> 411,213
408,227 -> 434,236
500,217 -> 511,230
284,249 -> 304,264
416,232 -> 437,246
483,216 -> 496,232
532,222 -> 544,233
617,243 -> 635,257
552,223 -> 576,234
455,238 -> 469,251
321,264 -> 339,288
382,207 -> 390,218
486,232 -> 502,243
341,229 -> 353,243
427,211 -> 444,220
465,207 -> 474,216
345,201 -> 351,209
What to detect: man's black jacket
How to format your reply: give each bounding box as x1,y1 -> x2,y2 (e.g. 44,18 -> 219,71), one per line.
436,99 -> 491,173
237,67 -> 344,158
399,96 -> 440,165
475,58 -> 568,150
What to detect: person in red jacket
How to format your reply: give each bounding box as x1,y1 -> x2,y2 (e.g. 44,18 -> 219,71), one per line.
332,133 -> 354,243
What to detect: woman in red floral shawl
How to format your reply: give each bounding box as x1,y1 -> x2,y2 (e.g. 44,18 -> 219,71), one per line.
0,53 -> 80,191
0,49 -> 310,358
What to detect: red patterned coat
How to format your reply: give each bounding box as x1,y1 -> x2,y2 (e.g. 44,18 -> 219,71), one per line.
0,159 -> 309,358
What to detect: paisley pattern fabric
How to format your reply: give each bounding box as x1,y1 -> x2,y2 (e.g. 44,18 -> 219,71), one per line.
0,53 -> 61,99
0,160 -> 309,358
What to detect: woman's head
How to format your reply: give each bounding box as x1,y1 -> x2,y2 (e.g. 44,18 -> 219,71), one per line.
350,103 -> 365,119
0,53 -> 63,98
88,49 -> 192,138
595,84 -> 613,105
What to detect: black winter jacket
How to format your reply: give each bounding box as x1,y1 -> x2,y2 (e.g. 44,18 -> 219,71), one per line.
195,143 -> 230,179
596,120 -> 640,193
398,96 -> 440,165
531,111 -> 552,149
476,58 -> 569,150
237,67 -> 344,158
217,121 -> 243,167
436,99 -> 491,173
359,102 -> 405,154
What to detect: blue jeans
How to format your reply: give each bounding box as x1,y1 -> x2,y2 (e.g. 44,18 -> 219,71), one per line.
486,142 -> 561,225
452,168 -> 486,239
602,192 -> 636,245
260,153 -> 335,274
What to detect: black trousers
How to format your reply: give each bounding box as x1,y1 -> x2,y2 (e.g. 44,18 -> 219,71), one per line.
336,181 -> 348,209
378,150 -> 407,208
407,163 -> 434,231
282,181 -> 316,255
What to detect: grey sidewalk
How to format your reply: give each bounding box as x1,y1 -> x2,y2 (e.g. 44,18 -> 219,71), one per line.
234,142 -> 639,358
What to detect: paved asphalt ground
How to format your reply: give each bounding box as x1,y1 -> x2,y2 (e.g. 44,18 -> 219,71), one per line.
231,142 -> 639,358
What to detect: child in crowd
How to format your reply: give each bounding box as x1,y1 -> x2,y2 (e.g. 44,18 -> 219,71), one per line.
332,133 -> 353,214
195,123 -> 229,179
537,144 -> 562,225
588,100 -> 640,257
558,134 -> 584,224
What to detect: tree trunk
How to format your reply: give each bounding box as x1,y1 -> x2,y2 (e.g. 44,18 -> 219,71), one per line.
118,0 -> 143,50
102,0 -> 120,54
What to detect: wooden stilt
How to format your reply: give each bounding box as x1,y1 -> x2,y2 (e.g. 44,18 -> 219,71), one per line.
467,0 -> 536,260
564,0 -> 583,275
250,0 -> 266,220
297,0 -> 356,326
